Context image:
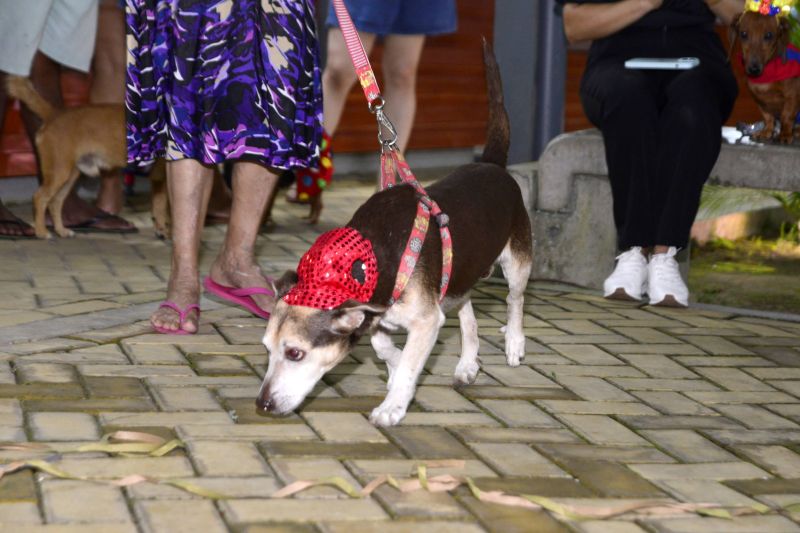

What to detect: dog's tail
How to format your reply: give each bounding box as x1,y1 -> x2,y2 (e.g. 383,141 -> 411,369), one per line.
6,76 -> 56,121
480,38 -> 510,168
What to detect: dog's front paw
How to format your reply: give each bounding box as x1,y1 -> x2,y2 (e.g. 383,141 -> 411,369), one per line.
55,228 -> 75,238
505,335 -> 525,367
453,359 -> 480,386
369,401 -> 407,426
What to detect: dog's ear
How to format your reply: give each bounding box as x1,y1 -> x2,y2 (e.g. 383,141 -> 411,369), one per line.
329,300 -> 387,336
778,16 -> 790,63
271,270 -> 299,299
727,13 -> 742,63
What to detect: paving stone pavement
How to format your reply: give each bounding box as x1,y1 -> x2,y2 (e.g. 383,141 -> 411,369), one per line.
1,181 -> 800,532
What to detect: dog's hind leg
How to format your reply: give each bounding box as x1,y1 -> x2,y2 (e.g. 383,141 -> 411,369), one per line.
371,326 -> 402,390
498,241 -> 532,367
453,299 -> 480,386
49,167 -> 81,238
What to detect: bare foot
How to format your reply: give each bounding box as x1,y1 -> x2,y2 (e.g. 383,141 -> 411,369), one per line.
208,256 -> 276,315
59,193 -> 136,232
0,201 -> 35,238
151,273 -> 200,334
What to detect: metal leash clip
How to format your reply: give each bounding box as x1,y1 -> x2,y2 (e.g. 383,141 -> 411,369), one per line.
374,105 -> 398,149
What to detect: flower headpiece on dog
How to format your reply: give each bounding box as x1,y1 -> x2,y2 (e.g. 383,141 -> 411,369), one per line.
745,0 -> 793,16
283,227 -> 378,310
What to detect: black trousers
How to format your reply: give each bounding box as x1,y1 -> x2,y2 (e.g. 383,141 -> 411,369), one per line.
580,29 -> 738,249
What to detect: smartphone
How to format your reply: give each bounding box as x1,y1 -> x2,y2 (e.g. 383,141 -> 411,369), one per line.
624,57 -> 700,70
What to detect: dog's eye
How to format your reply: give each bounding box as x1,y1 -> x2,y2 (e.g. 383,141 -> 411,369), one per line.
740,30 -> 748,40
764,31 -> 774,41
285,347 -> 306,362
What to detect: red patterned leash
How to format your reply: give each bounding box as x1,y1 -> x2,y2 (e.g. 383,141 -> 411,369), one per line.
331,0 -> 453,304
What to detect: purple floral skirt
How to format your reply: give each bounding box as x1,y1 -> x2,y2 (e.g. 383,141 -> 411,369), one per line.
125,0 -> 323,169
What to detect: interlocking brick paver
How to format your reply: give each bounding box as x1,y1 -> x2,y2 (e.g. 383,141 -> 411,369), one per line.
0,502 -> 41,525
54,456 -> 195,479
29,412 -> 100,441
557,414 -> 650,446
303,412 -> 388,443
42,480 -> 130,524
99,411 -> 233,427
694,367 -> 776,391
658,479 -> 759,506
639,429 -> 737,462
539,400 -> 658,416
554,376 -> 636,402
712,404 -> 799,429
188,441 -> 270,476
628,461 -> 770,481
469,442 -> 569,477
649,515 -> 800,532
221,499 -> 389,523
154,387 -> 222,411
577,521 -> 649,533
271,458 -> 362,498
2,182 -> 799,531
17,362 -> 76,383
136,500 -> 228,533
477,398 -> 562,427
735,445 -> 800,477
619,354 -> 698,379
549,344 -> 624,365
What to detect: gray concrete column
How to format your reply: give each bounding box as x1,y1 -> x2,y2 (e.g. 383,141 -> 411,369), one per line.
494,0 -> 567,163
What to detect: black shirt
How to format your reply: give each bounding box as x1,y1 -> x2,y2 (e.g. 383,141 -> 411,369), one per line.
555,0 -> 725,65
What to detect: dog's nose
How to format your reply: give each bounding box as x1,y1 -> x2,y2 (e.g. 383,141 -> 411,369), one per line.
746,63 -> 763,77
255,384 -> 275,412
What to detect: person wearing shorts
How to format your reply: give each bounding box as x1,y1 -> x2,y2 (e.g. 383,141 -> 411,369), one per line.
287,0 -> 457,206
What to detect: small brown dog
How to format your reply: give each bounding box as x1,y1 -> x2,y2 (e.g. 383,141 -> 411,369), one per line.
6,76 -> 169,238
731,11 -> 800,143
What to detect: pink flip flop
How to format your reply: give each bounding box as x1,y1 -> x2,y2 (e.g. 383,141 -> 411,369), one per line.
203,277 -> 274,319
152,301 -> 201,335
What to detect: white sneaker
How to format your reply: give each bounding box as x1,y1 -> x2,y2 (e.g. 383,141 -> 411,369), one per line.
603,247 -> 648,301
648,247 -> 689,307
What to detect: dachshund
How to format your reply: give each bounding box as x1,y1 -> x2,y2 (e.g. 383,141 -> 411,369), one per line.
731,11 -> 800,143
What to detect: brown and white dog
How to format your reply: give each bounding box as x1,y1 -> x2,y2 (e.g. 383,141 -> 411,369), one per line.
256,41 -> 533,427
732,11 -> 800,143
6,76 -> 169,238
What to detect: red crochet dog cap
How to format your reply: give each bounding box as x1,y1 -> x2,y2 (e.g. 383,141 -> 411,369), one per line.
283,227 -> 378,310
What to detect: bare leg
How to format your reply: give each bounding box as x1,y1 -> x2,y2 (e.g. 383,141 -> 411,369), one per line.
91,1 -> 126,214
321,28 -> 377,135
379,34 -> 426,154
208,161 -> 277,314
150,159 -> 213,333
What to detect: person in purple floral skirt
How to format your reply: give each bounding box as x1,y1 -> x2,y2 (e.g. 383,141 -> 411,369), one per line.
126,0 -> 323,334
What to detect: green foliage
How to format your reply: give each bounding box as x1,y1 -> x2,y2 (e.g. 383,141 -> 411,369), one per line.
771,192 -> 800,243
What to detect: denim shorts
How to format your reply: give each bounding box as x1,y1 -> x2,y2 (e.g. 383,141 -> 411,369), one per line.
326,0 -> 457,36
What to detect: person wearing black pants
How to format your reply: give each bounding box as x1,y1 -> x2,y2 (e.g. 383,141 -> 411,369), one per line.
558,0 -> 742,307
